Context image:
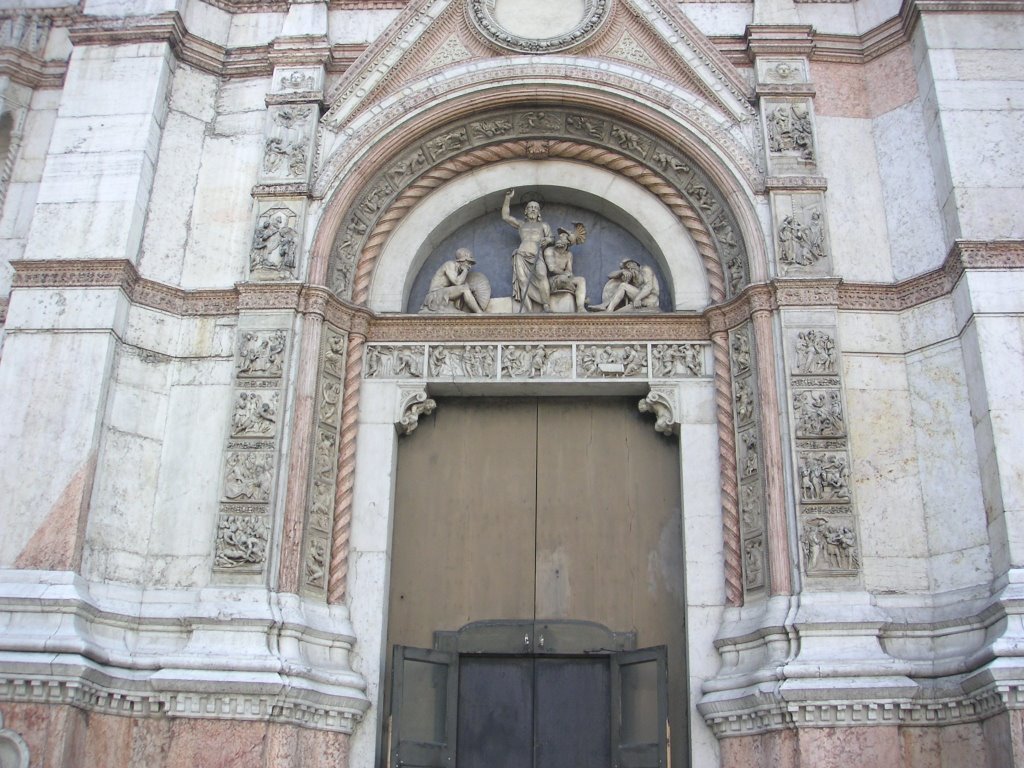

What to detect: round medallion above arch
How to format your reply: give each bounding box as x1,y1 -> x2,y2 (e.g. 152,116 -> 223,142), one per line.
467,0 -> 613,54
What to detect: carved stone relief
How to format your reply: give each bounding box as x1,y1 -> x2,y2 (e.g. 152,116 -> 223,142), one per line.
426,35 -> 473,69
276,68 -> 321,94
262,106 -> 315,181
773,192 -> 831,277
652,344 -> 704,377
419,248 -> 492,314
327,107 -> 748,301
729,323 -> 767,592
786,325 -> 860,577
302,326 -> 346,595
756,59 -> 810,86
579,344 -> 648,378
766,101 -> 815,161
501,345 -> 572,379
249,207 -> 299,281
364,342 -> 710,383
429,344 -> 498,378
608,31 -> 657,69
365,345 -> 425,379
215,328 -> 289,577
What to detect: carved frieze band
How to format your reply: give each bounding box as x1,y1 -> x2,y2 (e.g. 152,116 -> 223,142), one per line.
301,325 -> 347,594
786,325 -> 860,577
214,328 -> 289,577
729,322 -> 769,592
362,342 -> 710,382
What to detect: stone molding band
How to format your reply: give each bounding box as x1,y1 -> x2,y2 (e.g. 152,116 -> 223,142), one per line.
8,0 -> 1012,91
7,239 -> 1023,333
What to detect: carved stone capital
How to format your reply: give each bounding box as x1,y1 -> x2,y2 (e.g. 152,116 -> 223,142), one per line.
396,383 -> 436,435
638,385 -> 680,436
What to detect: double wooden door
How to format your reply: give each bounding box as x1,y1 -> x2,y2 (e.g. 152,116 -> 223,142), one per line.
387,398 -> 686,768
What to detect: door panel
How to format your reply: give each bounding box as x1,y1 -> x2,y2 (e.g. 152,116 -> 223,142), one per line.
457,657 -> 534,768
534,657 -> 611,768
390,398 -> 538,650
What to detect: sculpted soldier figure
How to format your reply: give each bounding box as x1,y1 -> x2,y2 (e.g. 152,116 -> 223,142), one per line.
419,248 -> 489,313
502,189 -> 553,312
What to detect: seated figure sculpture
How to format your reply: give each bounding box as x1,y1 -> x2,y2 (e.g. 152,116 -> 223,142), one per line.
544,226 -> 588,313
419,248 -> 490,313
591,258 -> 660,312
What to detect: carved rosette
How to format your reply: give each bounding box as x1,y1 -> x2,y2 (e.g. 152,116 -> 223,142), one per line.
786,325 -> 860,577
0,711 -> 30,768
729,323 -> 768,592
214,329 -> 289,577
301,325 -> 348,594
363,342 -> 710,382
327,107 -> 747,301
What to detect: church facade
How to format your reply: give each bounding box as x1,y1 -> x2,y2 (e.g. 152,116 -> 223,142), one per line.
0,0 -> 1023,765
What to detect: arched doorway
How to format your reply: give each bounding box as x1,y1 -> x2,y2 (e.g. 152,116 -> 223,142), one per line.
385,396 -> 687,767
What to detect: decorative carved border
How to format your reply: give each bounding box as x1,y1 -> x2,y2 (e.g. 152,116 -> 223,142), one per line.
467,0 -> 612,54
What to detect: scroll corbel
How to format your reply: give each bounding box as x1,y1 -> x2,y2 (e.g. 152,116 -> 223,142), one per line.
395,382 -> 436,436
638,385 -> 681,436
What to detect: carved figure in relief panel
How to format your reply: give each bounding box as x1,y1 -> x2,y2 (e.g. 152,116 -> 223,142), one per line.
590,259 -> 660,313
224,452 -> 274,502
280,71 -> 315,91
309,431 -> 337,532
263,107 -> 312,178
320,380 -> 342,425
731,330 -> 751,375
734,378 -> 755,425
470,119 -> 514,141
238,331 -> 286,378
305,536 -> 327,588
740,484 -> 761,532
420,248 -> 490,314
741,431 -> 759,476
652,344 -> 703,377
767,104 -> 814,161
502,345 -> 572,379
231,391 -> 279,437
802,517 -> 858,572
579,344 -> 647,377
799,452 -> 850,502
778,209 -> 827,268
250,208 -> 298,280
324,334 -> 346,378
795,329 -> 837,374
794,389 -> 845,438
215,515 -> 269,569
566,114 -> 606,141
428,345 -> 497,379
365,345 -> 424,379
744,538 -> 764,588
610,125 -> 651,155
726,253 -> 746,295
652,150 -> 691,177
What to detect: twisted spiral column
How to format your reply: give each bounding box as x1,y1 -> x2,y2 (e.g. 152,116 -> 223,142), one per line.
713,330 -> 743,606
327,332 -> 364,604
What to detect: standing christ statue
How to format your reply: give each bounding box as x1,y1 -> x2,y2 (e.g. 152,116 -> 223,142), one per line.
502,189 -> 552,312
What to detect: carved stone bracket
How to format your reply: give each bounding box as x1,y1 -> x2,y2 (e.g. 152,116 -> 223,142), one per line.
396,383 -> 437,436
639,385 -> 681,436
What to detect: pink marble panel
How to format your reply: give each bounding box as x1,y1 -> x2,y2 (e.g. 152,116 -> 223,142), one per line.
14,456 -> 94,571
810,62 -> 870,119
797,726 -> 901,768
865,45 -> 920,117
720,730 -> 799,768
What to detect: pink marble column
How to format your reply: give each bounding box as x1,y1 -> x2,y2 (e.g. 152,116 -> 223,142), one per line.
750,301 -> 793,595
711,327 -> 744,606
277,292 -> 327,593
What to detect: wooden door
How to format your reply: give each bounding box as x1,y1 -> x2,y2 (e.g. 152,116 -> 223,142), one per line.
387,397 -> 686,767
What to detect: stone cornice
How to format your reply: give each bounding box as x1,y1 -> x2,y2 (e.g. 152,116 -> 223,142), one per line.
8,240 -> 1023,333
